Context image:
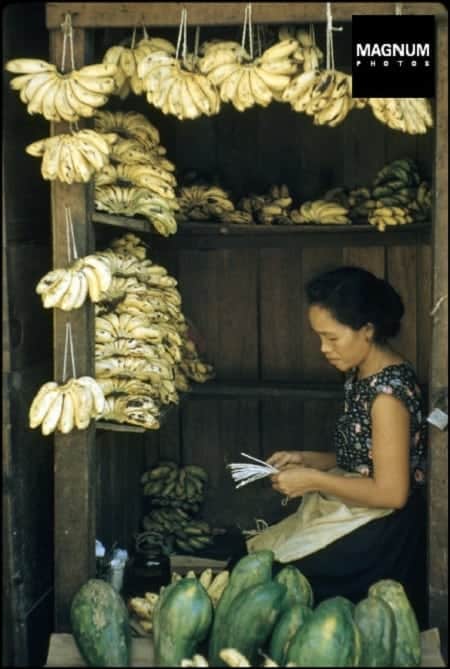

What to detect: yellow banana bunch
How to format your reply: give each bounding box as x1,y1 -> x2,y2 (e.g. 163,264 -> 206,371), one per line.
5,58 -> 117,121
128,591 -> 160,633
94,110 -> 160,149
36,254 -> 113,308
109,233 -> 147,260
368,205 -> 414,231
177,185 -> 235,221
102,395 -> 161,429
138,49 -> 220,119
292,199 -> 351,224
95,162 -> 177,202
95,185 -> 178,236
284,68 -> 353,126
29,376 -> 105,435
26,129 -> 117,183
292,29 -> 324,73
202,38 -> 299,111
368,98 -> 433,134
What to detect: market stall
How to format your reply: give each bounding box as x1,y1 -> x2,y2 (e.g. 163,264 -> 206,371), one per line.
3,2 -> 447,666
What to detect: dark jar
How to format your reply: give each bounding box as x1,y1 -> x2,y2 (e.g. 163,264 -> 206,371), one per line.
123,551 -> 171,598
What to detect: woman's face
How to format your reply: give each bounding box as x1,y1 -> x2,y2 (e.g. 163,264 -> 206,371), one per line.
308,304 -> 372,372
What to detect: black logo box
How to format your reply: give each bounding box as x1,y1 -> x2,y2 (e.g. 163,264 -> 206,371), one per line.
352,15 -> 435,98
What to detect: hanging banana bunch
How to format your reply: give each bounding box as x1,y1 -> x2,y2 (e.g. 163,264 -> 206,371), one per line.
29,376 -> 105,435
367,98 -> 433,134
103,25 -> 176,99
137,10 -> 220,120
25,129 -> 118,183
200,6 -> 299,111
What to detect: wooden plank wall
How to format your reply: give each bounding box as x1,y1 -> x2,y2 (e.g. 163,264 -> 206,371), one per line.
3,4 -> 55,665
92,23 -> 433,538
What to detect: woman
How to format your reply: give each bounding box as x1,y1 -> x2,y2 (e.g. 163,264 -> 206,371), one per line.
266,266 -> 428,627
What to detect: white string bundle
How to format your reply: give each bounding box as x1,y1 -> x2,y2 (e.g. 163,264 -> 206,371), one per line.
227,452 -> 279,488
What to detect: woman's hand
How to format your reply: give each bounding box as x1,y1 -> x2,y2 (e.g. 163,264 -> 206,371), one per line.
266,450 -> 304,469
270,465 -> 318,499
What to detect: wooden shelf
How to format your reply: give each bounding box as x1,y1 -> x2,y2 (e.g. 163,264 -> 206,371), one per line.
93,212 -> 431,248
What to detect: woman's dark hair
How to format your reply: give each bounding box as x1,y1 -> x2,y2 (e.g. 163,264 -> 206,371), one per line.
305,266 -> 404,343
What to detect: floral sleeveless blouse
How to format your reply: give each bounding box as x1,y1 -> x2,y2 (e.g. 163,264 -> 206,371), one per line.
334,362 -> 427,489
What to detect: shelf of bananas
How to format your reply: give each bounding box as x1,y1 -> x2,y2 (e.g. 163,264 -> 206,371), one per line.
237,184 -> 294,225
137,40 -> 221,119
315,158 -> 431,230
94,110 -> 179,236
290,199 -> 351,225
5,58 -> 117,121
368,98 -> 433,135
141,461 -> 209,514
103,36 -> 176,99
94,234 -> 214,430
25,129 -> 118,184
28,376 -> 105,435
177,184 -> 235,222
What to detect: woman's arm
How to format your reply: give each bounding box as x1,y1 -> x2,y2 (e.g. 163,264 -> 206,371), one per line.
271,394 -> 411,509
267,450 -> 337,471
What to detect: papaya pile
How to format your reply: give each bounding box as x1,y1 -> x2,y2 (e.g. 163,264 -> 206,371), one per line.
70,550 -> 422,667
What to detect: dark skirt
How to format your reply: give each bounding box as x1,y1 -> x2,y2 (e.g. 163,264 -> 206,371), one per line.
271,487 -> 428,629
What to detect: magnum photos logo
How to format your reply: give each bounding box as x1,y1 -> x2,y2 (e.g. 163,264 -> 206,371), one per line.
352,15 -> 435,98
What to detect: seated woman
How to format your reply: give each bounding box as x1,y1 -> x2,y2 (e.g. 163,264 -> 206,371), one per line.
254,266 -> 428,628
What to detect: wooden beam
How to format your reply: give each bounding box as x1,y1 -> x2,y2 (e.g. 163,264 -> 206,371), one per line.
49,27 -> 97,632
46,2 -> 447,29
428,15 -> 448,654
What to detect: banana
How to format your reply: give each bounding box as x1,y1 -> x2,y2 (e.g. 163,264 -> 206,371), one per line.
72,271 -> 89,308
69,77 -> 108,109
65,79 -> 97,118
119,48 -> 136,78
41,270 -> 73,308
260,39 -> 298,63
27,75 -> 59,116
179,76 -> 201,119
36,268 -> 68,294
167,76 -> 184,118
53,80 -> 79,122
59,271 -> 83,311
17,71 -> 57,104
81,255 -> 112,292
282,69 -> 319,103
81,264 -> 102,302
57,139 -> 78,184
220,67 -> 244,104
75,377 -> 105,417
5,58 -> 57,74
71,71 -> 115,96
41,78 -> 61,121
69,142 -> 93,182
248,69 -> 273,107
70,382 -> 93,430
254,67 -> 290,93
76,63 -> 117,79
185,74 -> 212,116
58,388 -> 75,434
207,61 -> 241,87
29,382 -> 59,428
41,391 -> 64,436
234,68 -> 254,111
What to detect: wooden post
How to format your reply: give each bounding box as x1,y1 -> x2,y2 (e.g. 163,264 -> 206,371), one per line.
49,25 -> 97,632
428,16 -> 448,658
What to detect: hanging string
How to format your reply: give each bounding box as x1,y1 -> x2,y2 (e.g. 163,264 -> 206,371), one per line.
142,23 -> 149,40
194,26 -> 200,58
395,3 -> 403,15
240,4 -> 253,61
175,8 -> 188,64
131,25 -> 137,49
60,13 -> 75,73
256,24 -> 262,58
64,206 -> 78,263
326,2 -> 343,71
62,321 -> 77,382
309,23 -> 317,47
